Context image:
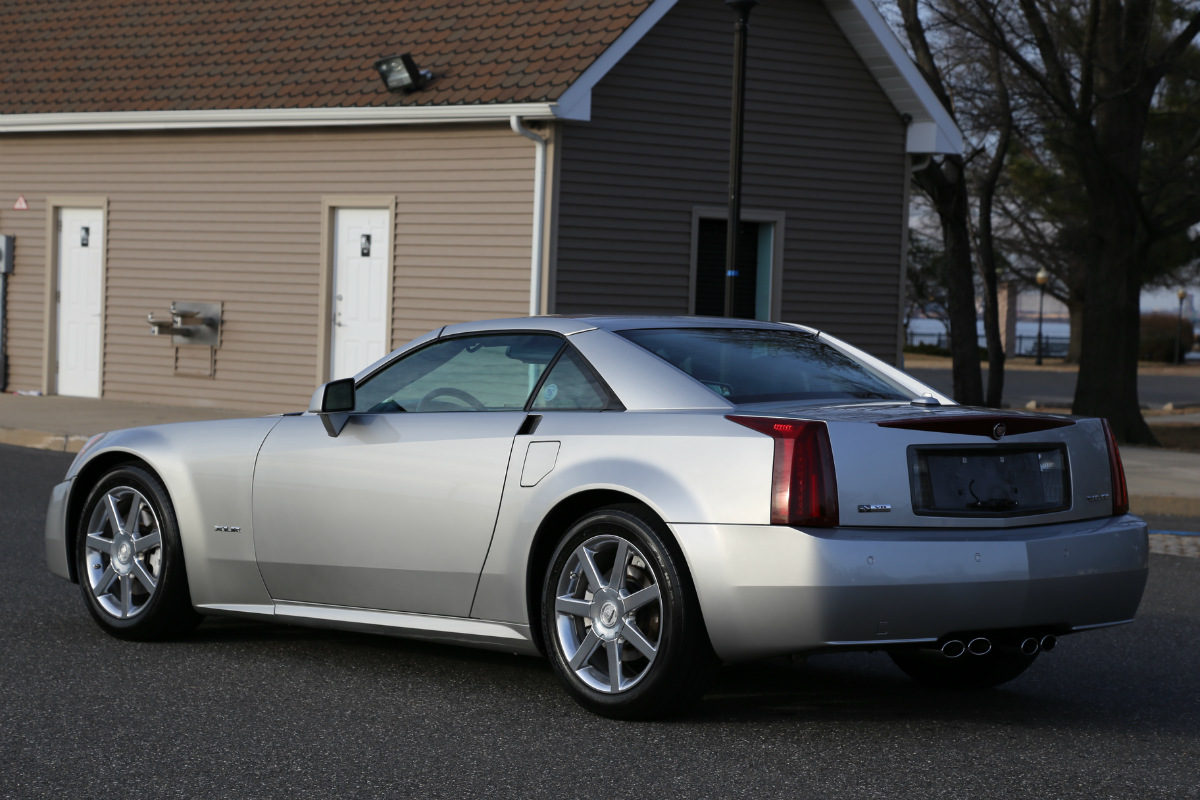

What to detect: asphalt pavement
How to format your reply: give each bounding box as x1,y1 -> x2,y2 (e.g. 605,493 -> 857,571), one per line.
2,443 -> 1198,798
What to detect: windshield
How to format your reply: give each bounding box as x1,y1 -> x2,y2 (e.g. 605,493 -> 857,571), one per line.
617,327 -> 913,405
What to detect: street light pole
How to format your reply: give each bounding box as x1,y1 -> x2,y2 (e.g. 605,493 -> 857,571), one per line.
1178,288 -> 1189,365
1035,268 -> 1049,365
724,0 -> 756,318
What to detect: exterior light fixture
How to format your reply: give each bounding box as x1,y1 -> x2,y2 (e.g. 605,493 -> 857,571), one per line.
374,54 -> 431,92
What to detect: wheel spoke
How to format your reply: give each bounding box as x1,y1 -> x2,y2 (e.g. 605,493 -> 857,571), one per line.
623,620 -> 658,661
606,639 -> 622,691
133,530 -> 161,554
85,532 -> 114,556
623,584 -> 659,613
123,494 -> 143,536
120,575 -> 133,618
95,564 -> 118,595
554,596 -> 591,618
576,547 -> 603,592
132,561 -> 158,594
608,540 -> 629,589
568,629 -> 602,671
105,493 -> 125,535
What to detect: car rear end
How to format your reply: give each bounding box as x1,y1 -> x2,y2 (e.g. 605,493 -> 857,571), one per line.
597,320 -> 1149,664
678,404 -> 1148,662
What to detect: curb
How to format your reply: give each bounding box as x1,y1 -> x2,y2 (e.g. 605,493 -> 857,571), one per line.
1149,533 -> 1200,559
1129,495 -> 1200,518
0,426 -> 89,454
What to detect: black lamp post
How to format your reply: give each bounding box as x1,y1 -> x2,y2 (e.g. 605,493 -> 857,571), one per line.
1178,288 -> 1189,365
1035,268 -> 1049,365
724,0 -> 757,318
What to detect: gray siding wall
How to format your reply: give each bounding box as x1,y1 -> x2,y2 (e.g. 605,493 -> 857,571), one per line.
554,0 -> 908,360
0,124 -> 534,411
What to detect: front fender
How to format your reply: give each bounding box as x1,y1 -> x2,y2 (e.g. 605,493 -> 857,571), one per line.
56,417 -> 284,609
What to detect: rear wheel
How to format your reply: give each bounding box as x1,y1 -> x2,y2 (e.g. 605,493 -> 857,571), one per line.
889,646 -> 1038,689
76,465 -> 201,640
541,505 -> 716,719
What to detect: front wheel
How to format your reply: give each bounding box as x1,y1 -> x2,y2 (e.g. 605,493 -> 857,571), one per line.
76,465 -> 201,640
541,505 -> 716,719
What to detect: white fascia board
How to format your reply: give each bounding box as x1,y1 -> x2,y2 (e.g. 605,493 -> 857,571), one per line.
822,0 -> 963,155
554,0 -> 680,121
0,103 -> 560,134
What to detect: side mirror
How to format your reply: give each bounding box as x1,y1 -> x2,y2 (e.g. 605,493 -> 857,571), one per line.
308,378 -> 355,436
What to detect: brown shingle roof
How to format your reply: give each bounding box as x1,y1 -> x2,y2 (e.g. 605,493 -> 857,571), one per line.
0,0 -> 654,114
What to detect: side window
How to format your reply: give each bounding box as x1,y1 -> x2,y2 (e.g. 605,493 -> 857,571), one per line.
353,333 -> 563,413
531,348 -> 611,410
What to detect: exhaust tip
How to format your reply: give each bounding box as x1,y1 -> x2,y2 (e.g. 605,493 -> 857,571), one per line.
941,639 -> 966,658
1039,635 -> 1057,652
967,637 -> 992,656
1020,637 -> 1040,655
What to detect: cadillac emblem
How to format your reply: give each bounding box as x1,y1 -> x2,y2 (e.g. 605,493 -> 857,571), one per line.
992,422 -> 1007,440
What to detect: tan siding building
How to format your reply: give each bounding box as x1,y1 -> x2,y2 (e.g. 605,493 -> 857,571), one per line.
0,0 -> 960,412
0,125 -> 536,411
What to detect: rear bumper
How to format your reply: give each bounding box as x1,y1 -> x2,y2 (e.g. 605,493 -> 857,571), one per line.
45,479 -> 73,581
673,514 -> 1149,662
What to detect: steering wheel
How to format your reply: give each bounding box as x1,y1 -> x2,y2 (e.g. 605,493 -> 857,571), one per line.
416,387 -> 487,412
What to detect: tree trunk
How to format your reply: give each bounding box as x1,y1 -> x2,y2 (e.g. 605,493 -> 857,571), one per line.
1070,10 -> 1157,445
936,173 -> 985,405
1072,168 -> 1156,443
980,271 -> 1004,407
1066,296 -> 1084,364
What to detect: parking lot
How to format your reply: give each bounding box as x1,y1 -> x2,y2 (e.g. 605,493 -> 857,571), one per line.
3,443 -> 1199,799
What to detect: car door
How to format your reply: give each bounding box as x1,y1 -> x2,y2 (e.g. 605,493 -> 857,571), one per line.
251,332 -> 564,618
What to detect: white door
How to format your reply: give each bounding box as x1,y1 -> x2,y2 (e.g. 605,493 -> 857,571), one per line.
57,208 -> 104,398
331,208 -> 390,380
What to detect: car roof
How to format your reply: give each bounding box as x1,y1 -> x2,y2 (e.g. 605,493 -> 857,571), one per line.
440,315 -> 817,337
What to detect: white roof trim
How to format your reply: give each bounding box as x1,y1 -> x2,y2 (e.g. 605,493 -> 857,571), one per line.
554,0 -> 680,121
822,0 -> 962,154
0,103 -> 560,133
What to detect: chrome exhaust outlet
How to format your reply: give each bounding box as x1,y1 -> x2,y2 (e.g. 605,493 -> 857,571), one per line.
941,639 -> 966,658
1039,635 -> 1057,652
1020,637 -> 1040,655
967,637 -> 992,656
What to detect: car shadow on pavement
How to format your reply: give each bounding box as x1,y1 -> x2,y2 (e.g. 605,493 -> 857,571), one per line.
177,615 -> 1199,737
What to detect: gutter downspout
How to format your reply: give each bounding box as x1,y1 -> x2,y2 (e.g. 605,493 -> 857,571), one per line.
510,116 -> 547,316
0,269 -> 7,392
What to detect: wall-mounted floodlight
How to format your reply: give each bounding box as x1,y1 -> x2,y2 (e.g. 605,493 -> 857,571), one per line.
374,54 -> 432,92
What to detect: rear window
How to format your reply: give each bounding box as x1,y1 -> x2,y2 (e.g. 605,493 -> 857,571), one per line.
617,327 -> 912,404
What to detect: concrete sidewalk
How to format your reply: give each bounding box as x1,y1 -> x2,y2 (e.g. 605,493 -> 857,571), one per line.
0,393 -> 258,452
3,391 -> 1199,521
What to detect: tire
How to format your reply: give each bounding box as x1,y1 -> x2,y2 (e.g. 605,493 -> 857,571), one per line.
75,465 -> 201,641
889,645 -> 1038,690
541,505 -> 717,719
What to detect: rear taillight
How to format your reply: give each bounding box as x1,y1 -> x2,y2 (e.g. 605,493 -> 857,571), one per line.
1100,419 -> 1129,515
727,416 -> 839,527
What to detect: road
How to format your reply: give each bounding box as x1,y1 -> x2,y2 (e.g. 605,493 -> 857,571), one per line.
908,366 -> 1200,409
3,443 -> 1199,799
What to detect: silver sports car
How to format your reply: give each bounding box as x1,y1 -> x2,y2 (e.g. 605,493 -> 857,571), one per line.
45,316 -> 1148,718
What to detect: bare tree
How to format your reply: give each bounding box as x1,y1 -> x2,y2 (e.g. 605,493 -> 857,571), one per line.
949,0 -> 1200,443
898,0 -> 985,406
